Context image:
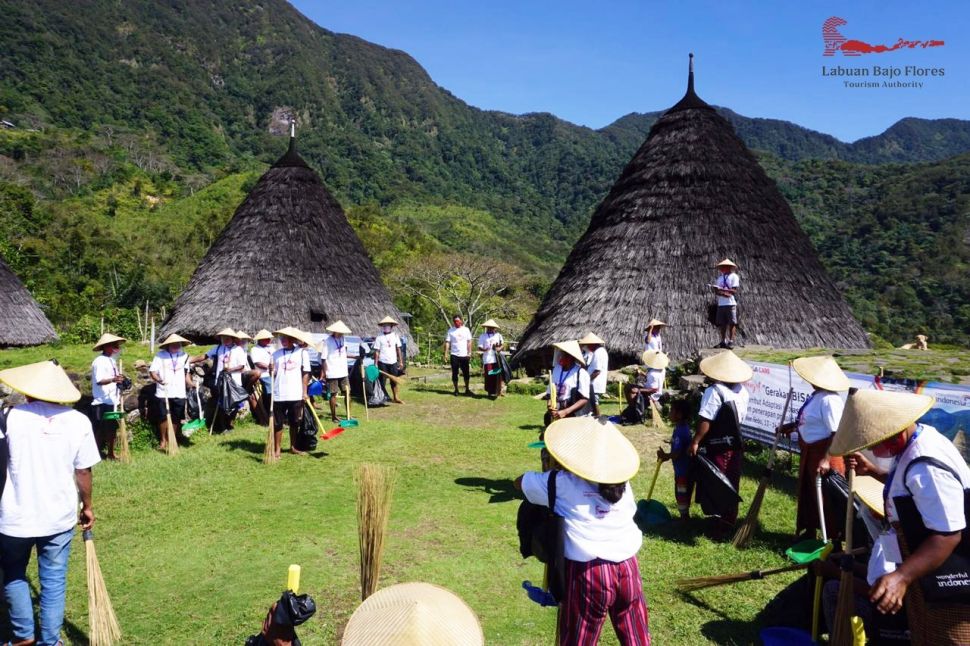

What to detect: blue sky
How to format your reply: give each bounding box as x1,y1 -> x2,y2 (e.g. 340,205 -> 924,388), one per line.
290,1 -> 968,142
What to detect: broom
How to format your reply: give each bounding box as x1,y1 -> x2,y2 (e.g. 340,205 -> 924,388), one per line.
84,529 -> 121,645
162,392 -> 179,457
116,359 -> 130,464
732,384 -> 795,548
831,467 -> 857,646
357,463 -> 394,601
263,368 -> 277,464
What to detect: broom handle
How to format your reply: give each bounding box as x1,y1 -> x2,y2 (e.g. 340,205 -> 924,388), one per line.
817,474 -> 828,543
765,387 -> 794,470
843,468 -> 855,556
646,460 -> 662,501
361,361 -> 368,421
268,366 -> 275,435
812,573 -> 824,641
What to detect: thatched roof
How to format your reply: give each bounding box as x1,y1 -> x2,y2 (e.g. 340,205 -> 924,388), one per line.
513,55 -> 869,369
160,136 -> 412,349
0,255 -> 57,346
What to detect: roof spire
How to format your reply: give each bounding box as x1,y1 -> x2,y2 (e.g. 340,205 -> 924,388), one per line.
288,119 -> 296,154
273,118 -> 309,169
688,52 -> 694,94
665,51 -> 713,113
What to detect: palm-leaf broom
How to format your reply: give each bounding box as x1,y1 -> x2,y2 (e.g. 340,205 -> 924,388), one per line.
84,529 -> 121,645
831,467 -> 857,646
162,393 -> 178,457
116,360 -> 130,464
263,368 -> 277,464
357,463 -> 394,601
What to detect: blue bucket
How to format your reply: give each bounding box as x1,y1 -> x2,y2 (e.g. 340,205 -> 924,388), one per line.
307,379 -> 324,397
760,627 -> 814,646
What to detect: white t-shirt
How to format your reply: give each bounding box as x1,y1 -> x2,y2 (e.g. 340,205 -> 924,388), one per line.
206,344 -> 246,386
374,332 -> 401,366
149,350 -> 190,399
644,368 -> 665,400
322,335 -> 349,379
548,364 -> 592,415
446,326 -> 472,358
477,332 -> 503,364
698,382 -> 750,424
250,344 -> 273,377
644,334 -> 663,353
522,470 -> 642,563
796,390 -> 844,444
585,347 -> 609,395
0,401 -> 101,537
90,354 -> 120,406
272,347 -> 310,402
716,272 -> 740,307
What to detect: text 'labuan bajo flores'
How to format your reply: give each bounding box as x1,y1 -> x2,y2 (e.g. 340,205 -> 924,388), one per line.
822,66 -> 945,78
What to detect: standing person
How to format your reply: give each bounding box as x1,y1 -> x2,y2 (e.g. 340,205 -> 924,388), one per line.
657,399 -> 694,521
711,259 -> 740,349
778,355 -> 848,540
547,340 -> 592,421
478,320 -> 505,400
149,333 -> 194,452
322,320 -> 352,423
250,329 -> 274,419
0,361 -> 100,646
270,328 -> 311,457
374,316 -> 405,404
643,319 -> 665,353
445,315 -> 473,396
90,332 -> 126,460
579,333 -> 609,417
515,416 -> 651,645
687,349 -> 752,540
194,328 -> 246,432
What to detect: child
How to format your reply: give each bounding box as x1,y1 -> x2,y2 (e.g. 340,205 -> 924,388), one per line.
657,398 -> 693,520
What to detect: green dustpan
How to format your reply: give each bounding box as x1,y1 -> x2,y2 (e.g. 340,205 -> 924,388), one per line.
635,499 -> 672,530
786,539 -> 831,564
339,419 -> 359,428
487,368 -> 503,376
527,441 -> 545,449
183,418 -> 206,432
102,410 -> 124,421
365,364 -> 380,381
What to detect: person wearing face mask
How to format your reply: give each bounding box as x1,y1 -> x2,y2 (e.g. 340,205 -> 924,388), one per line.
193,328 -> 247,432
89,333 -> 127,460
546,340 -> 592,422
445,315 -> 473,396
374,316 -> 405,404
269,328 -> 311,458
322,320 -> 352,423
149,333 -> 194,452
478,320 -> 504,399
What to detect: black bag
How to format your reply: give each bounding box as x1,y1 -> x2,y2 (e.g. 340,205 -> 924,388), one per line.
293,402 -> 318,452
707,301 -> 718,326
498,351 -> 513,383
217,372 -> 249,414
693,453 -> 743,517
700,394 -> 741,456
893,456 -> 970,604
516,470 -> 565,602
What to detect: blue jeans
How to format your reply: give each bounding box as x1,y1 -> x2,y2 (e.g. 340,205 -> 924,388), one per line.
0,529 -> 74,645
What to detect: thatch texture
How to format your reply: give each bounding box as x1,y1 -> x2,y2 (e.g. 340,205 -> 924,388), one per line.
160,139 -> 412,348
514,58 -> 869,369
0,255 -> 58,346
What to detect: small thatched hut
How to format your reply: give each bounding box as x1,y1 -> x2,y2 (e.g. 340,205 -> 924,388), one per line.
0,255 -> 57,346
513,55 -> 869,370
160,135 -> 412,348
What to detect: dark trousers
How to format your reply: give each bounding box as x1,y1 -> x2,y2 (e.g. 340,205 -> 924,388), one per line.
450,355 -> 470,386
273,400 -> 304,434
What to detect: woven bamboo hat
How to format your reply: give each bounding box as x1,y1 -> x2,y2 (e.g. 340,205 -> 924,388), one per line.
0,360 -> 81,403
215,327 -> 239,339
640,350 -> 670,370
273,327 -> 309,345
854,475 -> 885,518
481,319 -> 500,329
379,316 -> 399,326
645,319 -> 665,329
342,582 -> 484,646
253,329 -> 273,341
545,416 -> 640,484
699,350 -> 752,384
830,390 -> 935,456
552,340 -> 586,367
716,258 -> 738,268
326,320 -> 352,335
236,330 -> 252,341
578,332 -> 605,345
92,333 -> 126,351
793,355 -> 850,392
159,333 -> 190,347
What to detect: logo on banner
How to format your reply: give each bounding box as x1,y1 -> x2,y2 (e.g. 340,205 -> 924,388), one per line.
822,16 -> 944,56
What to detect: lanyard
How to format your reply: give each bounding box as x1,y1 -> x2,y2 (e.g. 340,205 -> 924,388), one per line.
557,365 -> 576,399
281,347 -> 296,371
165,350 -> 181,374
796,391 -> 818,426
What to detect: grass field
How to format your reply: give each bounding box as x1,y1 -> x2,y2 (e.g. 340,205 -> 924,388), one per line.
0,344 -> 812,644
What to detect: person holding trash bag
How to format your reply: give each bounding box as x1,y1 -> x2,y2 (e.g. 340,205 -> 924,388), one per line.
193,328 -> 247,432
270,328 -> 311,458
515,416 -> 651,645
90,332 -> 127,460
149,333 -> 194,451
478,319 -> 505,399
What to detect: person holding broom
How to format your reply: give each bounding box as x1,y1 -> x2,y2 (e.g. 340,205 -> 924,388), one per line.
580,333 -> 608,417
478,320 -> 504,399
90,332 -> 126,460
149,333 -> 194,452
322,321 -> 352,423
546,340 -> 592,422
271,328 -> 311,457
0,360 -> 101,646
374,316 -> 405,404
194,328 -> 247,432
250,329 -> 275,419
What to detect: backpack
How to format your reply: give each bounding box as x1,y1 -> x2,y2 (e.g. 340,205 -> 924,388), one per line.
516,470 -> 566,602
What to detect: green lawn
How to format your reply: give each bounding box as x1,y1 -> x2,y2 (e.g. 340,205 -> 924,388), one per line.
0,344 -> 808,645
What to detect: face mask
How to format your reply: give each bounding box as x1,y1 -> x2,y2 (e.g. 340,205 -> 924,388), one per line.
872,433 -> 908,458
382,326 -> 392,334
558,357 -> 572,369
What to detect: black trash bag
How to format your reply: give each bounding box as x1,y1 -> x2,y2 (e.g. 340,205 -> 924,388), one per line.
498,351 -> 513,383
692,454 -> 742,518
620,393 -> 646,425
245,590 -> 316,646
217,372 -> 249,414
293,402 -> 318,452
822,471 -> 869,546
186,386 -> 209,421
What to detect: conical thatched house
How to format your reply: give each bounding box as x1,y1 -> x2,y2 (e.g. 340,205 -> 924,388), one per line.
0,255 -> 57,346
514,55 -> 869,369
160,135 -> 412,348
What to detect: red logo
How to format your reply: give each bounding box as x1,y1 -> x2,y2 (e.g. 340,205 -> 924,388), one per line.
823,16 -> 944,56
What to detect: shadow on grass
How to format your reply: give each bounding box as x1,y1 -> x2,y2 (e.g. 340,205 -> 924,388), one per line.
224,439 -> 265,455
518,424 -> 544,432
701,619 -> 758,645
455,477 -> 519,504
641,515 -> 703,546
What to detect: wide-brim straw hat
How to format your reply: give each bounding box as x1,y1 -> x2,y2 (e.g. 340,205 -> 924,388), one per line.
716,258 -> 738,268
578,332 -> 605,345
253,329 -> 273,341
645,319 -> 666,329
552,340 -> 586,367
378,316 -> 399,326
342,582 -> 484,646
236,330 -> 252,341
215,327 -> 239,339
699,350 -> 752,384
92,333 -> 126,351
159,333 -> 191,347
274,326 -> 311,346
326,320 -> 352,335
481,319 -> 500,329
640,350 -> 670,370
545,416 -> 640,484
855,475 -> 885,518
793,355 -> 850,392
830,390 -> 935,456
0,360 -> 81,403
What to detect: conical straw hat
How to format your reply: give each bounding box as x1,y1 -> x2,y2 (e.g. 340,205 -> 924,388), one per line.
342,582 -> 484,646
326,320 -> 352,335
578,332 -> 605,345
274,327 -> 311,345
378,316 -> 399,326
716,258 -> 738,268
159,333 -> 190,347
699,350 -> 752,384
855,475 -> 885,518
830,390 -> 935,456
645,319 -> 666,329
253,329 -> 273,341
545,416 -> 640,484
92,333 -> 126,351
481,319 -> 500,329
236,330 -> 252,341
640,350 -> 670,370
552,340 -> 586,367
0,360 -> 81,403
215,327 -> 239,339
793,355 -> 849,392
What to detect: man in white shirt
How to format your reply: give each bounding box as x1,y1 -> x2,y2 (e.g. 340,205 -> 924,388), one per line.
375,316 -> 405,404
445,315 -> 472,396
477,320 -> 504,399
711,258 -> 740,349
250,330 -> 275,420
90,332 -> 126,460
580,333 -> 609,416
270,329 -> 311,457
149,333 -> 194,452
0,360 -> 100,646
322,320 -> 352,423
194,328 -> 247,432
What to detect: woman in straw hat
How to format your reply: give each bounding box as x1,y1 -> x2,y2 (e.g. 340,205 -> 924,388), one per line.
546,340 -> 592,423
830,389 -> 970,644
515,417 -> 650,644
270,328 -> 312,457
643,319 -> 665,353
580,332 -> 608,417
0,361 -> 100,646
149,333 -> 194,452
711,258 -> 740,349
375,316 -> 405,404
90,332 -> 127,460
478,319 -> 504,399
322,320 -> 352,423
688,349 -> 753,540
778,355 -> 849,540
